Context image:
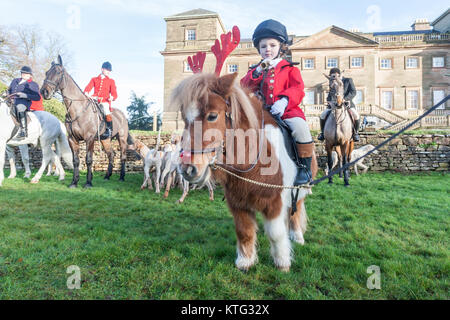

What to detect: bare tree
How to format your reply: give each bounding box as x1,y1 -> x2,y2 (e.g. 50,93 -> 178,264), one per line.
0,24 -> 73,86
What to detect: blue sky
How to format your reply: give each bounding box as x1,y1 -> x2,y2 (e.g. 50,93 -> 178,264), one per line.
1,0 -> 448,116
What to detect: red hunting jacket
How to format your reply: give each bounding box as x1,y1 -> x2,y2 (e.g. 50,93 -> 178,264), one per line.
30,94 -> 44,111
241,59 -> 306,120
84,75 -> 117,108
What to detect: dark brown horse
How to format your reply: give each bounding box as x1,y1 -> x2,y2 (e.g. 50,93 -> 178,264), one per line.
175,72 -> 318,272
41,55 -> 135,188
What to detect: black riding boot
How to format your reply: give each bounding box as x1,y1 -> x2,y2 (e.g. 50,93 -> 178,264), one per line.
353,119 -> 360,142
294,142 -> 315,185
17,111 -> 27,139
317,118 -> 326,141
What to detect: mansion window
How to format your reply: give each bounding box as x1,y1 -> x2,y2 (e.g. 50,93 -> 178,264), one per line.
432,89 -> 446,109
381,90 -> 393,109
303,58 -> 315,70
406,90 -> 419,109
186,29 -> 196,41
355,90 -> 364,105
327,57 -> 339,68
380,58 -> 393,69
303,90 -> 315,105
228,64 -> 238,73
405,57 -> 419,69
351,57 -> 364,68
432,57 -> 445,68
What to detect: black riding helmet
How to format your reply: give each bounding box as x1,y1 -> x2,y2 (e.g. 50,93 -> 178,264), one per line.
20,66 -> 33,74
252,19 -> 289,49
102,61 -> 112,71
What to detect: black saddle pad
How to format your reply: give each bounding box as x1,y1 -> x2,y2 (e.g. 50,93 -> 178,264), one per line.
269,113 -> 299,164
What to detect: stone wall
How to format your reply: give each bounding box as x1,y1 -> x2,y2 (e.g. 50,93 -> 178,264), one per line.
5,133 -> 449,173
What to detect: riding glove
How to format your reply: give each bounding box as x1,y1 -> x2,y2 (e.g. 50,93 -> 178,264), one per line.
270,98 -> 288,116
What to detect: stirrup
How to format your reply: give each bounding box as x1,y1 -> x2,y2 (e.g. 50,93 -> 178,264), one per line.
317,132 -> 325,141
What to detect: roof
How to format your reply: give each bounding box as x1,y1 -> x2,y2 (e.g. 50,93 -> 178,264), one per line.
431,8 -> 450,26
166,8 -> 218,18
373,30 -> 435,36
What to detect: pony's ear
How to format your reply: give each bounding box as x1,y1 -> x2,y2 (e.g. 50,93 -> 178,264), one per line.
214,72 -> 238,98
323,73 -> 331,80
58,55 -> 63,66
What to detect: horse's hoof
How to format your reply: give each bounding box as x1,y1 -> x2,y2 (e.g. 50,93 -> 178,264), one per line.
68,184 -> 77,189
119,178 -> 125,182
328,181 -> 333,185
104,176 -> 110,180
83,183 -> 93,189
344,184 -> 350,187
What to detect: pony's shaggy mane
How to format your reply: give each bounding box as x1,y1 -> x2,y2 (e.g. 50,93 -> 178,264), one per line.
170,73 -> 259,130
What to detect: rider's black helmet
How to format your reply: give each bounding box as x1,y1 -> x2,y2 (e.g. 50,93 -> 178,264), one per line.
329,68 -> 341,75
102,61 -> 112,71
20,66 -> 33,74
252,19 -> 289,48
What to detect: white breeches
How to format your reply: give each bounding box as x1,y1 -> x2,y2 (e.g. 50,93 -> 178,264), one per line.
101,102 -> 111,115
320,108 -> 360,120
283,117 -> 313,143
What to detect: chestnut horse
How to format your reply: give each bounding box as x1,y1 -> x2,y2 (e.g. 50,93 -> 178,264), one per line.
323,73 -> 354,186
175,72 -> 318,272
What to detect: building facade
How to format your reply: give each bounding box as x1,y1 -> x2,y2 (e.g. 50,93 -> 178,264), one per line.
160,8 -> 450,130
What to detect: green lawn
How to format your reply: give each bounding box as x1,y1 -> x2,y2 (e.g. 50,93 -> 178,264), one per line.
0,170 -> 448,299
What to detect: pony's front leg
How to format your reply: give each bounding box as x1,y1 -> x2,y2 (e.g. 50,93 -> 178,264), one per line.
207,181 -> 214,201
289,199 -> 307,245
6,146 -> 16,179
340,144 -> 350,186
232,208 -> 258,271
327,152 -> 334,184
0,141 -> 7,186
68,138 -> 80,188
264,200 -> 292,272
84,139 -> 95,188
118,139 -> 127,182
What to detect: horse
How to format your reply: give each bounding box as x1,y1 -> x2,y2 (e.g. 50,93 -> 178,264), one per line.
6,145 -> 31,179
0,98 -> 73,186
175,72 -> 318,272
323,73 -> 354,186
40,55 -> 135,188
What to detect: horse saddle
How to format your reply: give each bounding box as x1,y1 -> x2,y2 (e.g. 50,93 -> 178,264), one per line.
268,111 -> 300,164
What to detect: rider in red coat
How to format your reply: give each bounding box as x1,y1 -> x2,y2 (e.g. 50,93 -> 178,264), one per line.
84,61 -> 117,138
241,20 -> 314,185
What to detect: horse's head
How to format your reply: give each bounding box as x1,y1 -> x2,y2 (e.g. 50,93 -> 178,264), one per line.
324,72 -> 345,107
41,55 -> 66,100
173,72 -> 259,185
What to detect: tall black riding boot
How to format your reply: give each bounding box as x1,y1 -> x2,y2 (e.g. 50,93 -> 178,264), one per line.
317,118 -> 326,141
17,111 -> 27,139
100,118 -> 113,140
294,142 -> 315,185
353,119 -> 360,142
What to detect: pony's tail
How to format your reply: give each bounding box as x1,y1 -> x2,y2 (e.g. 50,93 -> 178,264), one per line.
56,122 -> 74,170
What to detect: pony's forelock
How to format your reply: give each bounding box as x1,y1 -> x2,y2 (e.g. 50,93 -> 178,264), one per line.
171,73 -> 259,130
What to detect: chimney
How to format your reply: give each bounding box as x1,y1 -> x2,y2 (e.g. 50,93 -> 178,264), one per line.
411,18 -> 432,31
349,28 -> 361,33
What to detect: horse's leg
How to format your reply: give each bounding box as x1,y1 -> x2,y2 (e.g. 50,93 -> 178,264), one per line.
84,139 -> 95,188
289,199 -> 307,245
263,198 -> 292,272
118,136 -> 127,182
340,143 -> 350,186
101,139 -> 114,180
31,143 -> 53,184
0,141 -> 7,186
68,138 -> 80,188
52,150 -> 65,181
232,208 -> 258,271
6,146 -> 16,179
326,149 -> 334,184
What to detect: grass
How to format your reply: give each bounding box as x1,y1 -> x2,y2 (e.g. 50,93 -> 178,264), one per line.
0,170 -> 448,299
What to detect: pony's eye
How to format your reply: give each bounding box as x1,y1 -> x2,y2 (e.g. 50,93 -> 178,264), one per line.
207,112 -> 218,122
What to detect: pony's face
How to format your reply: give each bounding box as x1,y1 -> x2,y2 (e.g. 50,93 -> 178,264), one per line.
176,73 -> 239,185
41,63 -> 64,100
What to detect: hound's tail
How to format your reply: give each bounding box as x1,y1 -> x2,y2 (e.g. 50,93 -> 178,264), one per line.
56,122 -> 74,170
155,129 -> 161,151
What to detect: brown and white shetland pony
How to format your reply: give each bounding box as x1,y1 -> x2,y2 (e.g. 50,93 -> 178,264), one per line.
175,72 -> 318,272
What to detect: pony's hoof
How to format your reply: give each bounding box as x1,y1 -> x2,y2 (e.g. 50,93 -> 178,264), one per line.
119,178 -> 125,182
83,183 -> 93,189
289,231 -> 305,245
104,176 -> 110,180
68,184 -> 77,189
